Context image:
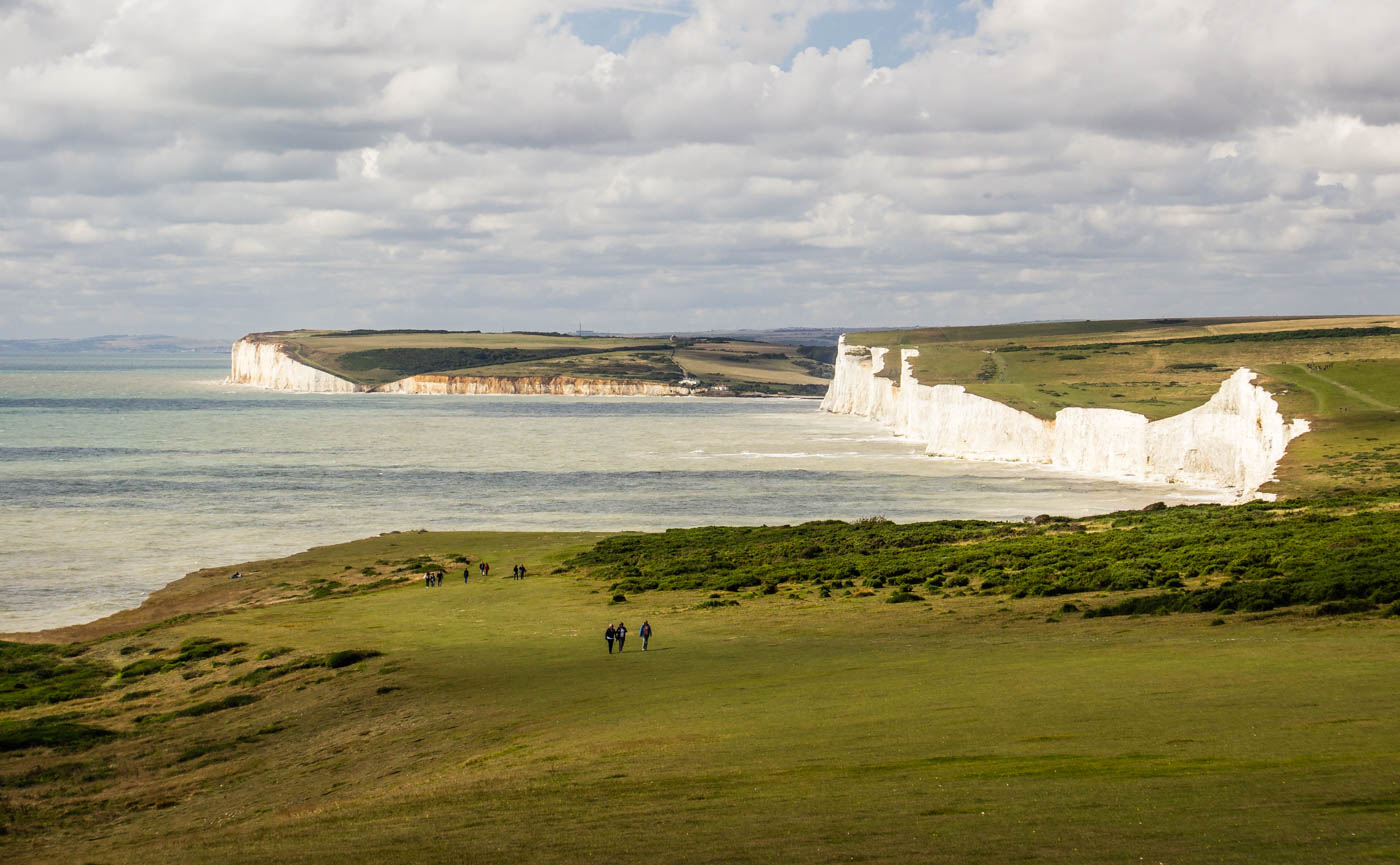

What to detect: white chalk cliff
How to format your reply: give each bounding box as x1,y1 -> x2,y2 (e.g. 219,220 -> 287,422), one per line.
228,339 -> 363,392
226,338 -> 691,396
820,337 -> 1310,497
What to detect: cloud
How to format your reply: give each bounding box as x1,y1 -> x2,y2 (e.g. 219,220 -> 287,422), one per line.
1,0 -> 1398,337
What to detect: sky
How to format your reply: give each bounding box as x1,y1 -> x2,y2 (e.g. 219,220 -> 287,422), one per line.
1,0 -> 1397,339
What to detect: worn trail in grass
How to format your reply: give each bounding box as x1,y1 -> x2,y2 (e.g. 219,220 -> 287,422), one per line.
3,528 -> 1398,864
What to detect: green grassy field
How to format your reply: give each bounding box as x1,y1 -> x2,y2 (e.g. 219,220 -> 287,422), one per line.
5,501 -> 1399,864
252,330 -> 832,395
854,316 -> 1400,496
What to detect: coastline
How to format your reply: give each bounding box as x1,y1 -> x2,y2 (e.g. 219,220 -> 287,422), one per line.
821,338 -> 1310,500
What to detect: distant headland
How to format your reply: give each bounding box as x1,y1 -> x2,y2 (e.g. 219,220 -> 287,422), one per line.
227,329 -> 834,397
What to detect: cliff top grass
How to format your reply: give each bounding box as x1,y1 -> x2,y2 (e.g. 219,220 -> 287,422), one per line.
852,315 -> 1400,496
248,329 -> 833,395
3,496 -> 1399,863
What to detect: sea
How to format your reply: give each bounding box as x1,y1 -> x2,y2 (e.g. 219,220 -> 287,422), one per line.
0,352 -> 1231,633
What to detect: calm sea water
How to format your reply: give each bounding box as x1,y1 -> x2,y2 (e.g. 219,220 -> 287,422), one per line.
0,353 -> 1228,632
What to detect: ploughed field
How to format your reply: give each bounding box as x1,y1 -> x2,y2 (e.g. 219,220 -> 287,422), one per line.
4,493 -> 1399,863
256,329 -> 834,396
853,315 -> 1400,495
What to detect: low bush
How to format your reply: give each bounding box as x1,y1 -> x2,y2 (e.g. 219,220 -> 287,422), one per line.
117,658 -> 168,680
0,642 -> 113,710
173,637 -> 246,665
0,716 -> 116,752
170,694 -> 259,719
0,760 -> 114,788
325,650 -> 382,669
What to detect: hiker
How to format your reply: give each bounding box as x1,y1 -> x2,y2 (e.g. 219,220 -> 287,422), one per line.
518,564 -> 527,579
512,564 -> 520,580
483,562 -> 490,577
605,624 -> 616,654
615,622 -> 627,652
463,568 -> 470,584
424,572 -> 431,588
640,620 -> 652,651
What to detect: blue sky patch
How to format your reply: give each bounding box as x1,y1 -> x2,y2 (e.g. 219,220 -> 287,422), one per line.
562,7 -> 686,53
804,1 -> 980,67
562,2 -> 982,67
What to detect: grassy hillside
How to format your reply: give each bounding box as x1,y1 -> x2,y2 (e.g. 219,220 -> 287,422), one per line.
250,330 -> 832,395
4,498 -> 1400,863
854,315 -> 1400,495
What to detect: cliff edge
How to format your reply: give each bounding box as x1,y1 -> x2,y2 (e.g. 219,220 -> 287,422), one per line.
820,337 -> 1310,498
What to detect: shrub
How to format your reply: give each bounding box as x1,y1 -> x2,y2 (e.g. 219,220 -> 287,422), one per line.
325,650 -> 382,669
117,658 -> 168,680
0,642 -> 113,710
0,760 -> 114,788
171,694 -> 259,718
694,599 -> 739,609
610,593 -> 628,604
0,716 -> 116,752
886,590 -> 923,604
173,637 -> 246,664
1315,600 -> 1375,616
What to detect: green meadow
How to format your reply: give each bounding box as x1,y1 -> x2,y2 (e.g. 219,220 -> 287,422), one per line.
4,502 -> 1399,864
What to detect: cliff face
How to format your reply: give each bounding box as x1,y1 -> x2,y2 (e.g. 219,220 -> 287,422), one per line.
820,337 -> 1310,497
375,374 -> 690,396
228,339 -> 364,392
226,338 -> 690,396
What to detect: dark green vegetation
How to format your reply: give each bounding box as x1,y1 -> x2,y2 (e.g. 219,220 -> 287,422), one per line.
856,315 -> 1400,495
3,516 -> 1398,862
570,489 -> 1400,620
0,644 -> 111,711
253,329 -> 831,394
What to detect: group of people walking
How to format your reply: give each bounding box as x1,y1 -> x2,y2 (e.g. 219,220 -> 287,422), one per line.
423,560 -> 531,586
604,620 -> 652,653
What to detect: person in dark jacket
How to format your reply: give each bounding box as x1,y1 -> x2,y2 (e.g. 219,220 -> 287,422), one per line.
640,620 -> 652,650
615,622 -> 627,652
605,624 -> 616,654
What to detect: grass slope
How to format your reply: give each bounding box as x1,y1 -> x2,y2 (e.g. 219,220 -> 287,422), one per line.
854,315 -> 1400,496
252,331 -> 831,395
4,502 -> 1399,863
